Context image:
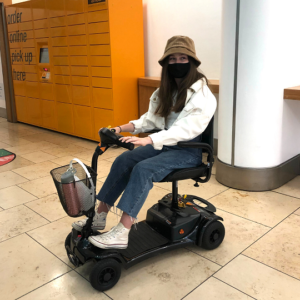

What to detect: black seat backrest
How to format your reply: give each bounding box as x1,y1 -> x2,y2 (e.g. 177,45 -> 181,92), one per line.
201,116 -> 214,152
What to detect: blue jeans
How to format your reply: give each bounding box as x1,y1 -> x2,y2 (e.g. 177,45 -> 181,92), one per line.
97,138 -> 202,218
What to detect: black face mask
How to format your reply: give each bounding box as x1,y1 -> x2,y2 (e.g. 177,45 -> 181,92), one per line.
168,62 -> 190,78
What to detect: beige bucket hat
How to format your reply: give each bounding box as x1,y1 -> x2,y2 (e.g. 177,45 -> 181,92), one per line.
158,35 -> 201,67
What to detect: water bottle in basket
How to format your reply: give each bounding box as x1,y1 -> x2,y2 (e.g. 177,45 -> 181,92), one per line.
61,169 -> 81,217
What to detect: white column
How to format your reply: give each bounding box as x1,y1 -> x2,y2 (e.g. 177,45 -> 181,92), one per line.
218,0 -> 300,168
218,0 -> 237,164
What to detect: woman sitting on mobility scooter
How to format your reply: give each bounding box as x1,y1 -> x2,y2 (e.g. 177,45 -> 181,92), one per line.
72,35 -> 217,249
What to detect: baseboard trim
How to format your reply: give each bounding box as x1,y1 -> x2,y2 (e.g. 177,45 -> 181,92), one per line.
0,107 -> 7,118
216,154 -> 300,191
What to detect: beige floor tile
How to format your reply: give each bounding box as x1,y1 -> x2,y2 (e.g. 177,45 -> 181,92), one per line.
295,208 -> 300,216
0,131 -> 10,140
13,161 -> 61,180
73,139 -> 99,150
0,127 -> 14,135
0,156 -> 34,173
70,150 -> 94,162
0,234 -> 70,300
28,216 -> 85,267
22,132 -> 59,143
42,145 -> 90,158
37,134 -> 80,147
215,255 -> 300,300
274,176 -> 300,199
25,194 -> 67,222
0,170 -> 28,189
208,189 -> 300,227
77,248 -> 220,300
50,155 -> 90,167
2,123 -> 49,136
20,151 -> 58,163
0,186 -> 37,209
0,127 -> 36,138
18,176 -> 57,198
2,136 -> 33,146
0,141 -> 11,148
18,271 -> 110,300
185,277 -> 252,300
18,123 -> 51,133
6,141 -> 59,155
21,133 -> 49,143
0,205 -> 49,242
154,175 -> 229,200
0,121 -> 39,134
187,210 -> 269,266
0,117 -> 6,122
243,214 -> 300,280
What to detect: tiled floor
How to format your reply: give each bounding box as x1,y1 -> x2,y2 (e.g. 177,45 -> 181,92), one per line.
0,117 -> 300,300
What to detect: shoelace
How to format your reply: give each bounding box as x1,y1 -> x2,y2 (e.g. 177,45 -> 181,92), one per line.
100,228 -> 124,241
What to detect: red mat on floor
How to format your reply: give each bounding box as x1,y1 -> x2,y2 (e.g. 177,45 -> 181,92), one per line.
0,149 -> 16,166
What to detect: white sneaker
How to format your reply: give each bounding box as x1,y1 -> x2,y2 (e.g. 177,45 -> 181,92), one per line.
72,212 -> 107,232
88,222 -> 130,249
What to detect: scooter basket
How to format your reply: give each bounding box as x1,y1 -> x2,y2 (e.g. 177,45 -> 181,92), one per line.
50,162 -> 97,217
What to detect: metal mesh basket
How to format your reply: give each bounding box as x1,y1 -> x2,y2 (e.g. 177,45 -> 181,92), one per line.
50,162 -> 97,217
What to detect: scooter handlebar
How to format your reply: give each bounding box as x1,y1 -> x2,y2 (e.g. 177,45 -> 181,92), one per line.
99,128 -> 134,151
118,139 -> 134,151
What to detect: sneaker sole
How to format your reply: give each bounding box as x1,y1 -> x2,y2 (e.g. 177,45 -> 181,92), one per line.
72,224 -> 105,232
88,236 -> 128,249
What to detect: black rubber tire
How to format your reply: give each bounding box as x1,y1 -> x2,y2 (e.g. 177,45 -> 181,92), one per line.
200,221 -> 225,250
65,232 -> 72,248
90,259 -> 122,291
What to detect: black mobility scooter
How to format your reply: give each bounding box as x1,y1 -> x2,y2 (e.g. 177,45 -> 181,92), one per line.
50,118 -> 225,291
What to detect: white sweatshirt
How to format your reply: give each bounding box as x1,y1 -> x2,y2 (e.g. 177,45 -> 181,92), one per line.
130,79 -> 217,150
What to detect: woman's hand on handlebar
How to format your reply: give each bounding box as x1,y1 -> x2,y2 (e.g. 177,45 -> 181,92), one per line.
119,136 -> 153,147
98,127 -> 121,135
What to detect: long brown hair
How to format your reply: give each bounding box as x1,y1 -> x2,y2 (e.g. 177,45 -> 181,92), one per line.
156,57 -> 208,118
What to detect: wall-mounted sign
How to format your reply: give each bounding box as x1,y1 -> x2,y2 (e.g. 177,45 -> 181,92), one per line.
88,0 -> 106,4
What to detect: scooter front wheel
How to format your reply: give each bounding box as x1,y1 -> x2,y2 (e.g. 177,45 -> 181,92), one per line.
90,258 -> 121,291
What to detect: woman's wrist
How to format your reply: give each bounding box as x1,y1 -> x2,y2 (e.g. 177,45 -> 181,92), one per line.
114,123 -> 135,133
147,136 -> 153,144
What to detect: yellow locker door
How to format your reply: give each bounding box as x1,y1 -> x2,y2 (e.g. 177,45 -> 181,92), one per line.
27,97 -> 42,126
42,100 -> 56,129
73,105 -> 93,139
56,102 -> 74,134
15,96 -> 28,122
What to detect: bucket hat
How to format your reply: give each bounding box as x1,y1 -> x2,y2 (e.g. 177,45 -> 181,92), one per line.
158,36 -> 201,67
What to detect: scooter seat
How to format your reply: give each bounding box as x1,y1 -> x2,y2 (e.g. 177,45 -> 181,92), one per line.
160,163 -> 208,182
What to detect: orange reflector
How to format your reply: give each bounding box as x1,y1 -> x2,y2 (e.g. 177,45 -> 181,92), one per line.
179,229 -> 184,234
186,202 -> 193,206
100,147 -> 106,152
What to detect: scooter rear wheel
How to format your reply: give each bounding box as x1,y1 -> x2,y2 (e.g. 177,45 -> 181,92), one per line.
200,221 -> 225,250
90,258 -> 121,291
